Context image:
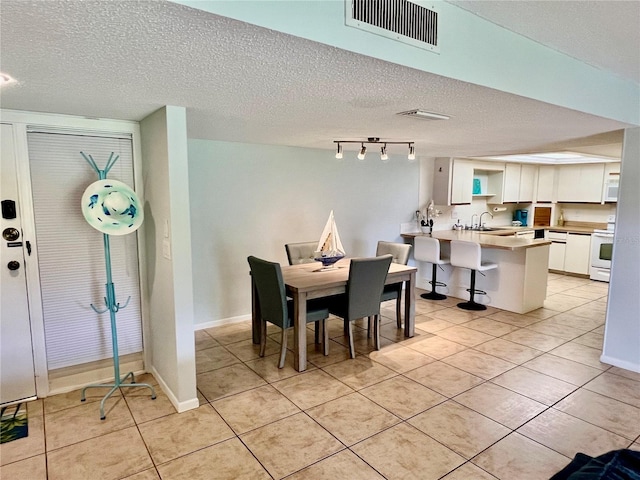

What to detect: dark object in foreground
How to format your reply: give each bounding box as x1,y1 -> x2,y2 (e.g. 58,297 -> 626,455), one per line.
550,449 -> 640,480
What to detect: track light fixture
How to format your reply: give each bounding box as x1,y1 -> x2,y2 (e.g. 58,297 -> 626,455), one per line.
333,138 -> 415,162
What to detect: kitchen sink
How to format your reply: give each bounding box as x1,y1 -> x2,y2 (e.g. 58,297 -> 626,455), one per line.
467,227 -> 507,232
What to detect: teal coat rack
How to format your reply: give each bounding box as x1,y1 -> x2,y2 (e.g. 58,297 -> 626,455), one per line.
80,152 -> 155,420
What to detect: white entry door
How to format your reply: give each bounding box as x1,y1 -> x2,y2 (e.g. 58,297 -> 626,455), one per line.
0,123 -> 37,405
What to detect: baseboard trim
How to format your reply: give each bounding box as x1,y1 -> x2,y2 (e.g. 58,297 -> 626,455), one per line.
599,355 -> 640,374
149,365 -> 199,413
195,313 -> 252,331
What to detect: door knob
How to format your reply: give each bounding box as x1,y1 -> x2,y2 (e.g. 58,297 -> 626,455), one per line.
2,227 -> 20,241
7,260 -> 20,271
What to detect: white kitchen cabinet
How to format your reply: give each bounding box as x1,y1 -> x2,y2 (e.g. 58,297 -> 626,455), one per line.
502,163 -> 536,203
564,233 -> 592,275
536,165 -> 556,202
519,164 -> 537,202
452,159 -> 474,204
547,231 -> 567,271
502,163 -> 521,203
474,162 -> 505,203
556,164 -> 605,203
433,158 -> 474,205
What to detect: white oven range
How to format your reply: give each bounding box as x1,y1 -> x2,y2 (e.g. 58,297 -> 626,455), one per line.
590,215 -> 615,282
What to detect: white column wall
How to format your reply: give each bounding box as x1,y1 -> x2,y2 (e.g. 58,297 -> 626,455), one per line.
602,127 -> 640,372
141,106 -> 197,411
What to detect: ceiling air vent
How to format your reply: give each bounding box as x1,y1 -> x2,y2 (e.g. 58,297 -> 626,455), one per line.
346,0 -> 439,53
397,109 -> 450,120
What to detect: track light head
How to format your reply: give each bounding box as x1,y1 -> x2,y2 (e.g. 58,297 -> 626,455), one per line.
408,144 -> 416,161
357,144 -> 366,160
380,145 -> 389,162
335,143 -> 343,159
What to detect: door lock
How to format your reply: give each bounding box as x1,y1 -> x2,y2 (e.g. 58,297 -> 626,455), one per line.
3,227 -> 20,241
7,260 -> 20,271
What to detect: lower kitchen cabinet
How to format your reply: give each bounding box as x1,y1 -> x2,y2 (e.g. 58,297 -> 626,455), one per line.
547,231 -> 566,271
549,242 -> 566,270
564,233 -> 592,275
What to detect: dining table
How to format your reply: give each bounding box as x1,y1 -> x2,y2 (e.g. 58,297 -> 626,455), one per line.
251,258 -> 417,372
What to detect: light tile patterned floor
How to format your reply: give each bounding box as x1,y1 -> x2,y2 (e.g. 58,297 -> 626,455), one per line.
2,273 -> 639,479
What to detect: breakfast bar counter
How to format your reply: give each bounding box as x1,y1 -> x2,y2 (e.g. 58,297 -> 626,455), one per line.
402,231 -> 551,314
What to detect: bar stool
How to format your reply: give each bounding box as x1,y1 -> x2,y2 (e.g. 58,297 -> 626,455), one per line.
414,236 -> 450,300
449,240 -> 497,311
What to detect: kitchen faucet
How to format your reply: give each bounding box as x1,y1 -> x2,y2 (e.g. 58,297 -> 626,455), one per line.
479,211 -> 493,228
470,213 -> 479,228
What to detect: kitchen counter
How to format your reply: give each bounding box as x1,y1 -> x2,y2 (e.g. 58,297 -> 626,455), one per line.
543,226 -> 599,234
403,230 -> 550,314
402,230 -> 550,250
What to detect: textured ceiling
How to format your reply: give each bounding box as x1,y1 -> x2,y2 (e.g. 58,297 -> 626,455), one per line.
449,0 -> 640,84
0,0 -> 636,158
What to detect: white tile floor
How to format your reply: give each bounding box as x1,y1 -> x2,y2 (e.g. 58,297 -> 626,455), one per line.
2,273 -> 639,479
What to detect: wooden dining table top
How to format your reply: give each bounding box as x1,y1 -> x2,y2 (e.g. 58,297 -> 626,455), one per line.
281,258 -> 417,294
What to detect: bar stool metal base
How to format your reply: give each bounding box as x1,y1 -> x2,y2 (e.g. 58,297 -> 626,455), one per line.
420,264 -> 448,301
456,300 -> 487,311
456,269 -> 488,311
422,291 -> 447,300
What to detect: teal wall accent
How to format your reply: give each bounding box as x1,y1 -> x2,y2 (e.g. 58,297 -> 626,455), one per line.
188,139 -> 419,325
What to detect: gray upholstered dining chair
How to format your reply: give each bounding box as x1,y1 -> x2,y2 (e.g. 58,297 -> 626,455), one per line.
248,256 -> 329,368
376,241 -> 412,328
326,254 -> 393,358
285,241 -> 318,265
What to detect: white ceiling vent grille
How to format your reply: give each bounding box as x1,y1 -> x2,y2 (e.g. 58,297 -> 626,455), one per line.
397,109 -> 450,120
346,0 -> 439,53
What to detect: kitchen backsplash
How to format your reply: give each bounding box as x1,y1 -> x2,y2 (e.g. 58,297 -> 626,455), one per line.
404,198 -> 616,233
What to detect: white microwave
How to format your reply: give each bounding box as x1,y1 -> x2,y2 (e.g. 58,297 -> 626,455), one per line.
604,178 -> 619,202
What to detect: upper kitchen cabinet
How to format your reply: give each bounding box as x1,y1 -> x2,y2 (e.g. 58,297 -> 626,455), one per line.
502,163 -> 521,203
556,163 -> 605,203
503,163 -> 537,203
536,165 -> 557,203
519,164 -> 537,202
473,161 -> 505,203
433,157 -> 475,205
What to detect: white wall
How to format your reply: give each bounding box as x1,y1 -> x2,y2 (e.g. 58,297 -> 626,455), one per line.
602,127 -> 640,372
188,140 -> 421,326
174,0 -> 639,126
140,106 -> 198,411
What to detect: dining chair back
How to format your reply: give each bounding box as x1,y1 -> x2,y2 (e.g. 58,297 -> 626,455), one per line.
328,254 -> 393,358
248,255 -> 329,367
376,241 -> 412,327
285,241 -> 318,265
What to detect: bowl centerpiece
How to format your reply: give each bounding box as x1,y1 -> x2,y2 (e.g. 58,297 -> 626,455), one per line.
314,250 -> 345,270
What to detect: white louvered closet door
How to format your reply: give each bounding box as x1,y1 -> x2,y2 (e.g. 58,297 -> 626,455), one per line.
27,131 -> 142,370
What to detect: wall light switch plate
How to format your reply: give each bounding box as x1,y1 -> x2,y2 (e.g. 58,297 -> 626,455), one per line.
162,239 -> 171,260
451,209 -> 458,219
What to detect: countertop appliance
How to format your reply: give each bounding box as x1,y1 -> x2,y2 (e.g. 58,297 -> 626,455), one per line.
590,214 -> 615,282
513,209 -> 528,226
604,174 -> 619,202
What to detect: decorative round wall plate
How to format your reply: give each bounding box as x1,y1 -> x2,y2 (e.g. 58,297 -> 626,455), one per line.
81,179 -> 143,235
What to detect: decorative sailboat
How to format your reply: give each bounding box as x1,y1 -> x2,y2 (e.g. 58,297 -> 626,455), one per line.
314,210 -> 345,269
